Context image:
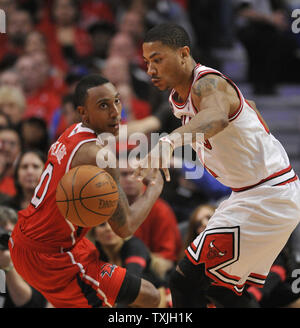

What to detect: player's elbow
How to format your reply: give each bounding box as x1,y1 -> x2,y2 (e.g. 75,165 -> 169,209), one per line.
205,117 -> 229,139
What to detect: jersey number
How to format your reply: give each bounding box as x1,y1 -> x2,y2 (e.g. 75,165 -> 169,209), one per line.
31,163 -> 54,208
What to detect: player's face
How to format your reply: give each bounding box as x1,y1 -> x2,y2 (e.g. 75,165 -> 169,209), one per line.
82,83 -> 122,136
143,41 -> 184,91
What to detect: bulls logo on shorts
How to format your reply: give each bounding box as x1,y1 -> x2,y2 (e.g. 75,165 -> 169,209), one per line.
186,226 -> 241,292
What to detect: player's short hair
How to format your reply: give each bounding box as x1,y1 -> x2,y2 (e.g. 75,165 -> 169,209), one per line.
74,74 -> 109,107
144,23 -> 191,49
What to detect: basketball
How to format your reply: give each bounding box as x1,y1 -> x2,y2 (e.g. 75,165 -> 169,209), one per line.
56,165 -> 119,227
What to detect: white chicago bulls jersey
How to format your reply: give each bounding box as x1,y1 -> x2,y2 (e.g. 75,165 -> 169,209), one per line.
169,64 -> 297,190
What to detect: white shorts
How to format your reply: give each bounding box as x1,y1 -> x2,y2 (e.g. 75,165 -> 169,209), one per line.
186,180 -> 300,295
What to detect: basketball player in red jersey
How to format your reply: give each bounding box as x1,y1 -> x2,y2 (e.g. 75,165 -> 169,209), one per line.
135,23 -> 300,307
9,75 -> 163,308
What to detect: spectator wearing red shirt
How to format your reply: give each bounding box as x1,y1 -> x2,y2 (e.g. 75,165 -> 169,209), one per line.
15,54 -> 61,127
24,30 -> 69,76
0,127 -> 22,197
119,165 -> 182,280
0,9 -> 34,66
38,0 -> 92,66
79,0 -> 115,28
101,55 -> 151,124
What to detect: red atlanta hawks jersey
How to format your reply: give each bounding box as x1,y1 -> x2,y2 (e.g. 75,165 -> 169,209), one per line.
18,123 -> 98,250
169,64 -> 297,190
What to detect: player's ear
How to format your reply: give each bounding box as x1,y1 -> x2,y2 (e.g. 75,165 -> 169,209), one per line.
77,106 -> 89,124
180,46 -> 190,61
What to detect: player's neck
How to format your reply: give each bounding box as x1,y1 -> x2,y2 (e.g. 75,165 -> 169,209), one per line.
173,59 -> 197,103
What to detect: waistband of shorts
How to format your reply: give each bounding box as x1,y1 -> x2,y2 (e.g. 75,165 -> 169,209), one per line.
231,165 -> 298,192
11,223 -> 72,254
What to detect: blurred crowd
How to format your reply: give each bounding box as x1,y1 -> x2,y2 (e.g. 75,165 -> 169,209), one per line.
0,0 -> 300,308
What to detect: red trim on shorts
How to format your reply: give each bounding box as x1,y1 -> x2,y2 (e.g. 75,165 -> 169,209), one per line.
275,175 -> 298,186
249,272 -> 267,280
270,265 -> 286,282
231,165 -> 293,192
218,269 -> 240,282
247,286 -> 263,302
125,256 -> 146,268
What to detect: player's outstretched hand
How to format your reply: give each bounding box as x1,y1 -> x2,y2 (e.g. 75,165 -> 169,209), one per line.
132,138 -> 174,183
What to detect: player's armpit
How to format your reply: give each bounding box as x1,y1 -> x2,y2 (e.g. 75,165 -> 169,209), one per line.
70,141 -> 101,169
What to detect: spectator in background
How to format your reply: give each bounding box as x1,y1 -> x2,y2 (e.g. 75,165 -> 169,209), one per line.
31,51 -> 67,99
24,30 -> 68,77
107,32 -> 154,104
234,0 -> 300,94
0,127 -> 22,197
0,86 -> 26,127
79,0 -> 115,28
101,56 -> 151,124
119,164 -> 182,281
1,150 -> 46,211
88,222 -> 169,307
0,0 -> 17,17
0,112 -> 11,130
179,204 -> 216,259
118,10 -> 145,47
19,117 -> 49,154
140,0 -> 197,48
49,93 -> 80,140
0,70 -> 22,89
60,93 -> 80,127
85,21 -> 116,72
40,0 -> 92,66
0,206 -> 48,308
187,0 -> 227,68
0,9 -> 34,68
117,10 -> 146,68
15,55 -> 61,127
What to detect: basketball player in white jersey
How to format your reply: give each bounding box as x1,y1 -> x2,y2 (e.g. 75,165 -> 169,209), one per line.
135,23 -> 300,307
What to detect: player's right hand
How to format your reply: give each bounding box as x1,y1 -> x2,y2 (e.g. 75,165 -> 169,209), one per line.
132,138 -> 173,183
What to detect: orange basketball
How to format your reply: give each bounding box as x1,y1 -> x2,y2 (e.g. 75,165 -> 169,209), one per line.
56,165 -> 119,227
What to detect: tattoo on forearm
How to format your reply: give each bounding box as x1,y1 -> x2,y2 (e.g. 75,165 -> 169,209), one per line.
193,77 -> 217,97
109,186 -> 127,228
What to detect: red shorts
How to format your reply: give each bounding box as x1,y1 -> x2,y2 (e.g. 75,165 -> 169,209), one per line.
9,225 -> 127,308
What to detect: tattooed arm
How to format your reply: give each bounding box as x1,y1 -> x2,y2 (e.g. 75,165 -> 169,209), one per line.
169,74 -> 236,144
106,166 -> 163,238
133,74 -> 238,183
71,141 -> 163,238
